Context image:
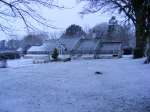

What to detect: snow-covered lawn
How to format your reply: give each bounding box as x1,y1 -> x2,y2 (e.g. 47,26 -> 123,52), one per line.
0,56 -> 150,112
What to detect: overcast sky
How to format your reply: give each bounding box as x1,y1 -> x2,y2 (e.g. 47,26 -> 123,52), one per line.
0,0 -> 123,40
40,0 -> 117,31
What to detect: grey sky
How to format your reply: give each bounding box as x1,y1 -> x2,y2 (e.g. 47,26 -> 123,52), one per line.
43,0 -> 112,30
0,0 -> 122,40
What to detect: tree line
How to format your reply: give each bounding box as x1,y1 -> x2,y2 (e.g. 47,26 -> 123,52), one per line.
79,0 -> 150,58
0,0 -> 149,59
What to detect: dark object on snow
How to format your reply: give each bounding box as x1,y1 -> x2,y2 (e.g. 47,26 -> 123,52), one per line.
95,71 -> 103,75
63,58 -> 71,62
0,60 -> 7,68
112,54 -> 118,57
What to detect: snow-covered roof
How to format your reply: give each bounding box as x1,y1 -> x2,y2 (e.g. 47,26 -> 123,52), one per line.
27,36 -> 81,53
76,39 -> 99,51
59,37 -> 81,51
17,48 -> 23,52
28,40 -> 60,53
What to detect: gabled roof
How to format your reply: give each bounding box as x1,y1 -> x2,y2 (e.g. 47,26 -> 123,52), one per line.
76,38 -> 99,51
59,36 -> 81,51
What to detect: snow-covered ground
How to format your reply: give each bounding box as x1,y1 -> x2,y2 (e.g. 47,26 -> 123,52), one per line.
0,56 -> 150,112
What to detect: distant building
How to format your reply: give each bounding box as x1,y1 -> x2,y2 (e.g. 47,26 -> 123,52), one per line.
27,35 -> 122,58
72,38 -> 122,58
72,38 -> 100,54
58,35 -> 81,54
88,22 -> 133,49
28,39 -> 61,54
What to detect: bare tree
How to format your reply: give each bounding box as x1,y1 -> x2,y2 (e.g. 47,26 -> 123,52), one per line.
0,0 -> 62,34
83,24 -> 90,34
21,32 -> 49,53
79,0 -> 150,57
49,31 -> 63,39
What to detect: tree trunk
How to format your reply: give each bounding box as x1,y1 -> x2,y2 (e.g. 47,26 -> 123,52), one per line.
135,21 -> 146,50
132,0 -> 147,58
133,24 -> 145,58
134,5 -> 147,57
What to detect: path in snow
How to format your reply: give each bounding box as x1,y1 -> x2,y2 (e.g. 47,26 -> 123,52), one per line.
0,57 -> 150,112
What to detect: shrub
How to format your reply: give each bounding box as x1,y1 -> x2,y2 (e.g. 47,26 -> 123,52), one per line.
0,52 -> 20,60
123,47 -> 133,55
51,48 -> 59,60
133,48 -> 144,59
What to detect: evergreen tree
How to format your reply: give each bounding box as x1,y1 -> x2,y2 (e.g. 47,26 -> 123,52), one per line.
51,48 -> 59,60
65,24 -> 85,36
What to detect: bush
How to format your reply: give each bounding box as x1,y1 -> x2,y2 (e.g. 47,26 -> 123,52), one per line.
133,48 -> 144,59
51,48 -> 59,60
0,52 -> 20,60
123,47 -> 133,55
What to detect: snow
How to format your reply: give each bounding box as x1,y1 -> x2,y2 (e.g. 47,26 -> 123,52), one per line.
0,57 -> 150,112
7,59 -> 33,68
